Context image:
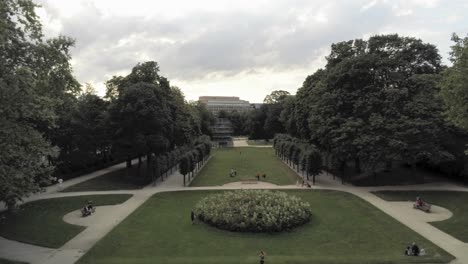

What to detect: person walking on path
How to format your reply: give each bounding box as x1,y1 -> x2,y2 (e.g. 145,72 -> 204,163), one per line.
259,251 -> 266,264
191,210 -> 195,224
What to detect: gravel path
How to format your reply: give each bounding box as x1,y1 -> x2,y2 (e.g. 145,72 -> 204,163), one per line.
1,154 -> 468,264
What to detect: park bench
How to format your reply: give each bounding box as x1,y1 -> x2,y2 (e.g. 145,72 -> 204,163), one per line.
413,201 -> 431,213
241,179 -> 258,184
81,206 -> 96,217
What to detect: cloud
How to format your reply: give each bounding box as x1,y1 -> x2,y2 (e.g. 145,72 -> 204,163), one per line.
35,0 -> 468,101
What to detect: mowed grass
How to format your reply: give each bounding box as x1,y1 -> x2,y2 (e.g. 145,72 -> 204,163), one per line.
0,259 -> 27,264
77,190 -> 453,264
61,164 -> 151,192
246,139 -> 273,146
190,148 -> 299,186
374,191 -> 468,242
0,194 -> 132,248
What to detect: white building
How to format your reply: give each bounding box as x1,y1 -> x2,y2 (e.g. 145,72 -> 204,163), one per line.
198,96 -> 252,114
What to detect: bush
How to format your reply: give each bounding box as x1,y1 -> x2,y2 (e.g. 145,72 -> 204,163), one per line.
194,190 -> 311,232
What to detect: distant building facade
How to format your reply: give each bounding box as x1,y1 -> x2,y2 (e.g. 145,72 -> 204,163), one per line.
199,96 -> 254,146
198,96 -> 252,114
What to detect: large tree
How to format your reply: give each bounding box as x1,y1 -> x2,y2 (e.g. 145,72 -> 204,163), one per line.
296,34 -> 450,180
0,0 -> 79,209
263,90 -> 290,104
440,33 -> 468,133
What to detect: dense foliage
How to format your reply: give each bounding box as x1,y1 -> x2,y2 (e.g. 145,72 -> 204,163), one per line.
179,137 -> 212,186
440,34 -> 468,146
272,35 -> 467,183
273,134 -> 322,184
0,0 -> 214,208
0,0 -> 80,208
194,190 -> 311,232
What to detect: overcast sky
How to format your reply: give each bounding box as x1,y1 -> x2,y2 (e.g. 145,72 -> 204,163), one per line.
36,0 -> 468,103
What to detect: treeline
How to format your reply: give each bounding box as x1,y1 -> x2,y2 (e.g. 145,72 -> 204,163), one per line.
0,1 -> 214,209
219,91 -> 292,139
179,139 -> 212,186
251,34 -> 468,183
273,134 -> 322,184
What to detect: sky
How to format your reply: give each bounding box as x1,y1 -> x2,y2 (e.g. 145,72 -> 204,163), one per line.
35,0 -> 468,103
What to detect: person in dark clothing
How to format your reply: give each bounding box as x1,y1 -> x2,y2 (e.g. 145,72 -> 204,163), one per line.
259,251 -> 266,264
411,242 -> 420,256
262,173 -> 266,178
191,210 -> 195,224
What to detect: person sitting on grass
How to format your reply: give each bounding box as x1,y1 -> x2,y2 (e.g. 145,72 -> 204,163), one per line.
411,242 -> 420,256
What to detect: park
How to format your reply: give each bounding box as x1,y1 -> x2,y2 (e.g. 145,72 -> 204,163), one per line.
2,1 -> 468,264
1,144 -> 467,263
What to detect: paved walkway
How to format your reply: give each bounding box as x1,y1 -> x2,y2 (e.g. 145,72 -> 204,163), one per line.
1,153 -> 468,264
232,138 -> 272,148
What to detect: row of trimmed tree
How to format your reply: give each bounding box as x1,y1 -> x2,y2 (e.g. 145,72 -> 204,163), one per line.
179,139 -> 212,186
273,134 -> 322,185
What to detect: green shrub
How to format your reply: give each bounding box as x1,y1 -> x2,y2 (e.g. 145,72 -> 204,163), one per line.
194,190 -> 311,232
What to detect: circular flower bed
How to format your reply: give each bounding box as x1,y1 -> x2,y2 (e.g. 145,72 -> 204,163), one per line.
194,190 -> 311,232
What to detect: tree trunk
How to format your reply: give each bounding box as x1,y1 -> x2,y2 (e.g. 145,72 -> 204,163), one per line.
354,157 -> 361,173
137,155 -> 142,178
313,174 -> 316,185
384,160 -> 393,172
183,174 -> 186,186
306,171 -> 309,180
146,153 -> 152,179
341,161 -> 346,184
126,156 -> 132,178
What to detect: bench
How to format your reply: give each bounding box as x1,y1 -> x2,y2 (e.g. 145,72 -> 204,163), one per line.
413,202 -> 431,213
81,207 -> 96,217
241,179 -> 258,184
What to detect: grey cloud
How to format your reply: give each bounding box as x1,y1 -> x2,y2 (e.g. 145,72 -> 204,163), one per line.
40,0 -> 468,85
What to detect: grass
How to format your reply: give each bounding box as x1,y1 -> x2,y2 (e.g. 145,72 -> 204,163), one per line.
349,163 -> 446,187
373,190 -> 468,242
190,148 -> 300,186
0,259 -> 27,264
77,190 -> 453,264
61,163 -> 151,192
246,139 -> 273,146
0,194 -> 132,248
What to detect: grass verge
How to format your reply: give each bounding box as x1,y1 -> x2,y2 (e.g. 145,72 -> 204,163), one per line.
190,147 -> 300,186
374,190 -> 468,242
0,194 -> 132,248
78,190 -> 453,264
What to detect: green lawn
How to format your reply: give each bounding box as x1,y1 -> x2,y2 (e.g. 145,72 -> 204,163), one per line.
78,190 -> 453,264
0,194 -> 132,248
190,148 -> 300,186
61,164 -> 151,192
246,139 -> 273,146
374,190 -> 468,242
0,259 -> 27,264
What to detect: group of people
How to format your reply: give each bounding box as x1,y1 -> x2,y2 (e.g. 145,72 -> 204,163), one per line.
405,242 -> 425,256
415,196 -> 424,207
229,168 -> 238,177
81,201 -> 94,217
256,173 -> 266,180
